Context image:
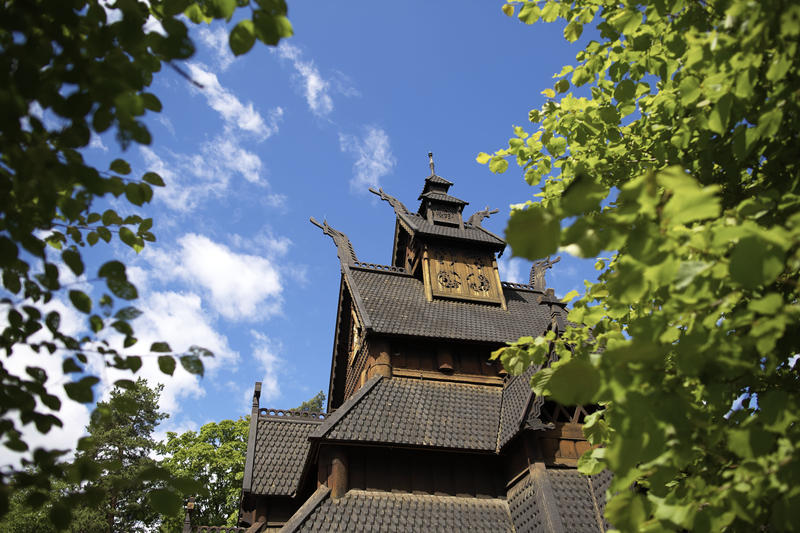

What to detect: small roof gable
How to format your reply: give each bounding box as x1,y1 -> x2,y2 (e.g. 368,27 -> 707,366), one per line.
348,268 -> 551,343
284,489 -> 515,532
315,376 -> 502,451
418,190 -> 469,205
249,416 -> 321,496
425,173 -> 454,186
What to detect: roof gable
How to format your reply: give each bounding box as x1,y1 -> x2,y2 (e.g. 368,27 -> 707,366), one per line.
249,416 -> 321,496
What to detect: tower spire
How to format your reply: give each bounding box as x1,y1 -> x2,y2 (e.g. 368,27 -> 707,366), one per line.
428,152 -> 435,175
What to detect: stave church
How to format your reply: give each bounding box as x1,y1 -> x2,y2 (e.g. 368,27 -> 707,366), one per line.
202,155 -> 610,532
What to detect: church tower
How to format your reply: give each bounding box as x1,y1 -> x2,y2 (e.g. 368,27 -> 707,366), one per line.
236,155 -> 610,532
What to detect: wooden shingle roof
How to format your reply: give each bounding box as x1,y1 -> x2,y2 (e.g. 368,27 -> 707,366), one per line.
249,416 -> 321,496
284,487 -> 516,532
313,376 -> 502,451
348,268 -> 552,342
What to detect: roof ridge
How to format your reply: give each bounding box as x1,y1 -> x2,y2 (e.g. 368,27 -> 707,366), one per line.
280,485 -> 331,533
257,407 -> 327,422
310,375 -> 383,439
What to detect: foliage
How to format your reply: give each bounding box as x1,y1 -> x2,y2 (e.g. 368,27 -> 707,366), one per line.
0,476 -> 105,533
293,390 -> 325,412
0,379 -> 187,531
159,417 -> 249,530
75,379 -> 171,532
0,0 -> 292,525
485,0 -> 800,530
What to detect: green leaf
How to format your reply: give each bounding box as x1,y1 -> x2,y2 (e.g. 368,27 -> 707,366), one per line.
229,19 -> 256,56
476,152 -> 491,164
613,79 -> 635,103
68,290 -> 92,313
98,260 -> 125,279
561,174 -> 606,214
729,236 -> 785,289
209,0 -> 237,20
546,358 -> 600,405
119,226 -> 138,248
180,355 -> 204,376
748,293 -> 782,314
142,172 -> 165,187
708,93 -> 733,134
151,342 -> 172,353
518,3 -> 540,24
506,205 -> 560,259
674,261 -> 710,290
489,156 -> 509,174
564,19 -> 583,42
158,355 -> 176,376
727,428 -> 775,460
609,9 -> 641,34
62,248 -> 84,276
125,183 -> 145,206
115,306 -> 143,320
253,12 -> 293,46
148,488 -> 183,515
109,158 -> 132,175
64,377 -> 100,403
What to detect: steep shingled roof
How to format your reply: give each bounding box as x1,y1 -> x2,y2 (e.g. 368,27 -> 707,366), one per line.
314,376 -> 502,451
250,417 -> 321,496
284,489 -> 515,532
398,212 -> 505,247
348,268 -> 552,343
497,363 -> 538,450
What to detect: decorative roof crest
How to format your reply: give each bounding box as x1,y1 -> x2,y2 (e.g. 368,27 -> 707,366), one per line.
529,256 -> 560,291
310,217 -> 358,265
368,187 -> 410,216
466,206 -> 499,227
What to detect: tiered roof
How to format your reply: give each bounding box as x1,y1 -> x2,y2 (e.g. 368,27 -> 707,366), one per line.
347,267 -> 553,342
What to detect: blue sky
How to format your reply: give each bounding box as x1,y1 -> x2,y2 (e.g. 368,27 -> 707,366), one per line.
5,2 -> 604,460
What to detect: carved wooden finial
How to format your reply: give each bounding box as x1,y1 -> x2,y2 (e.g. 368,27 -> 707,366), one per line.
466,206 -> 499,227
428,152 -> 435,175
530,256 -> 561,291
310,217 -> 358,265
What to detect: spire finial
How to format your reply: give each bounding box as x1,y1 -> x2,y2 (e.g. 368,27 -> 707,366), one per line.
428,152 -> 435,175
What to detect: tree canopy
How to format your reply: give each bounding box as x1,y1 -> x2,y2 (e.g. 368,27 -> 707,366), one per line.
0,379 -> 176,532
292,390 -> 325,412
159,417 -> 249,530
0,0 -> 293,525
485,0 -> 799,530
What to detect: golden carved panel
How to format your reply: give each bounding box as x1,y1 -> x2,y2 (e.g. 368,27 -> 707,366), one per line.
426,247 -> 503,304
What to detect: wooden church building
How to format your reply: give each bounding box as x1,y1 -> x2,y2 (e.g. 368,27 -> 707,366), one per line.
235,156 -> 611,532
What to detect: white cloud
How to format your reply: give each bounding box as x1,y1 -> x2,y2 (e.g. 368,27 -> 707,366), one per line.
89,133 -> 108,151
140,132 -> 274,211
498,256 -> 529,285
196,24 -> 235,71
339,127 -> 396,191
187,62 -> 282,140
139,66 -> 283,212
99,290 -> 239,415
276,43 -> 334,116
250,331 -> 282,402
146,234 -> 283,321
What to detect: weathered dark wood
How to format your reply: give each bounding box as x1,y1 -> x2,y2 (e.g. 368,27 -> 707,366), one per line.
329,448 -> 348,500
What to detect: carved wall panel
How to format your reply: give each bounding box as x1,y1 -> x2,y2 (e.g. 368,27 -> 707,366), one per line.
426,246 -> 504,305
